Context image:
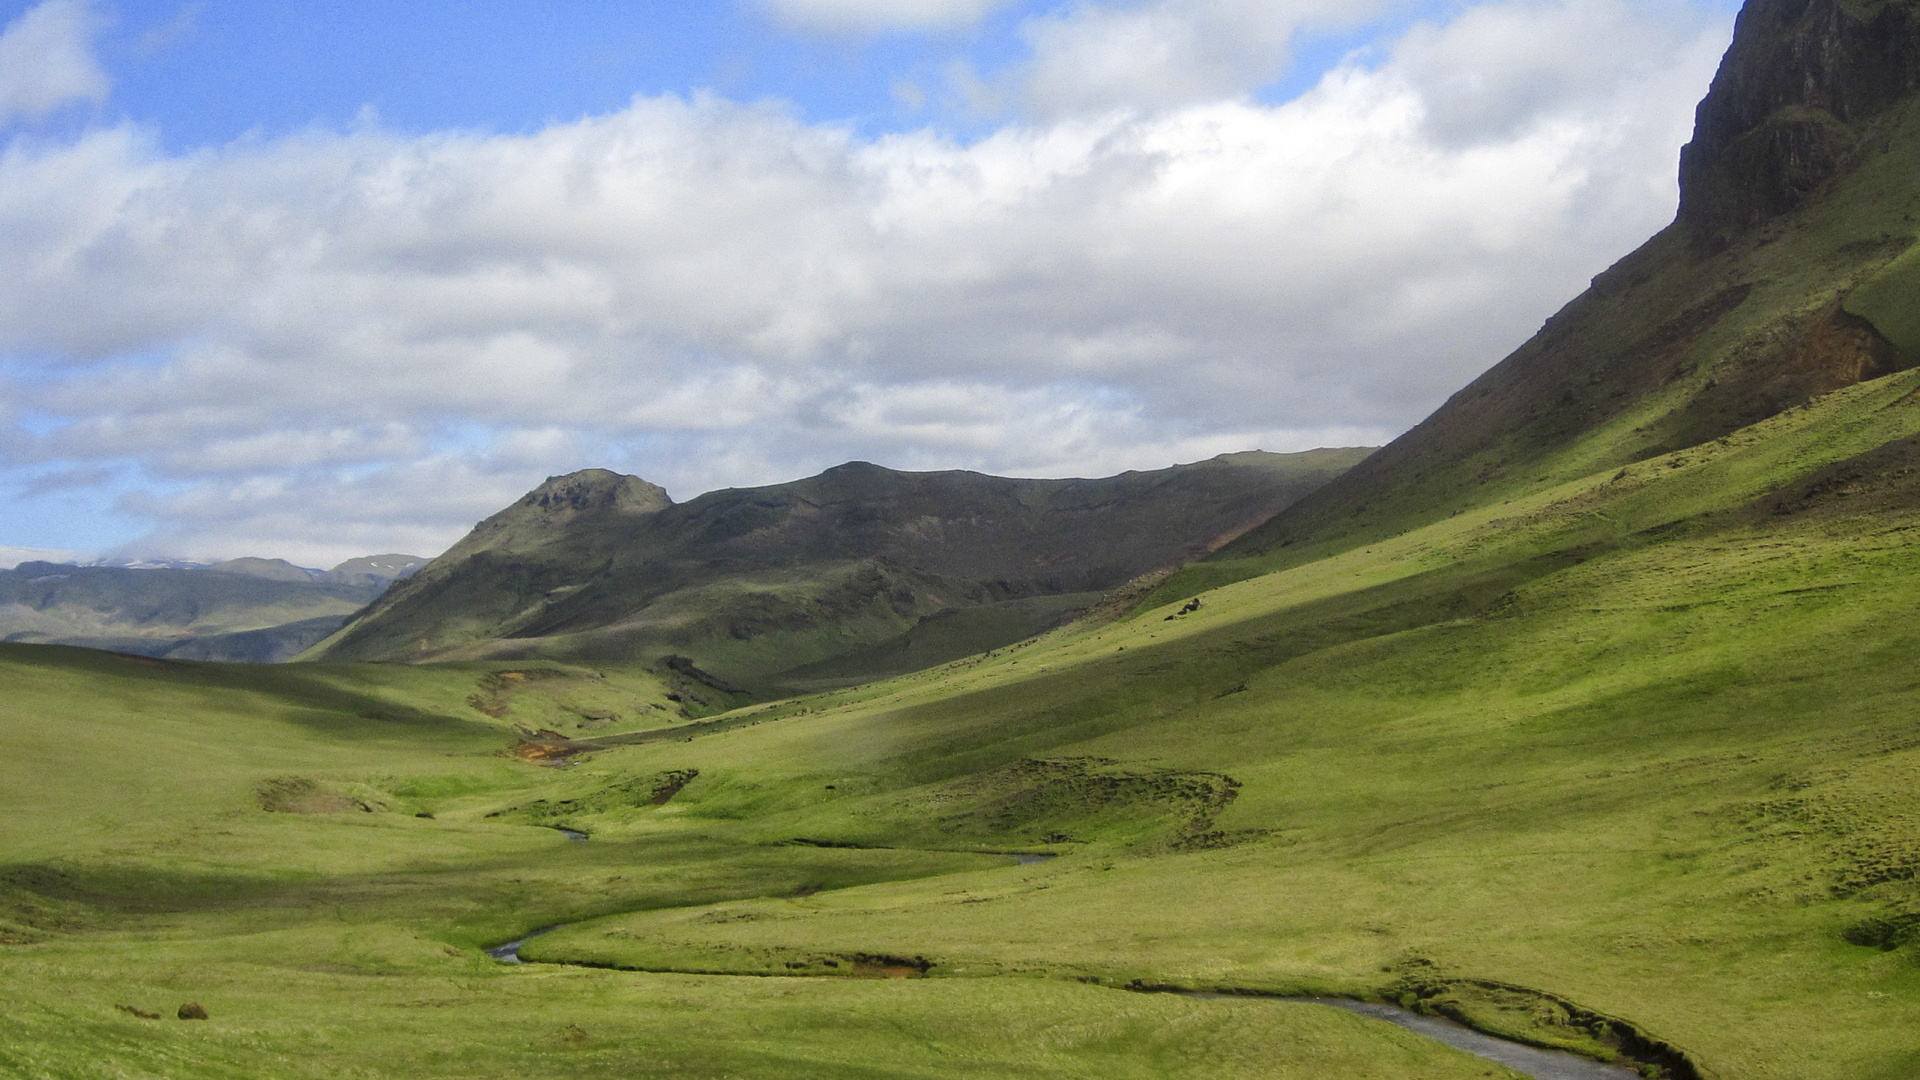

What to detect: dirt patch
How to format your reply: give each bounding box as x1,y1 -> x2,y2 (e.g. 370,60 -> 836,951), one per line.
647,769 -> 697,805
467,668 -> 576,719
849,953 -> 932,979
504,730 -> 589,766
114,1004 -> 160,1020
256,777 -> 367,814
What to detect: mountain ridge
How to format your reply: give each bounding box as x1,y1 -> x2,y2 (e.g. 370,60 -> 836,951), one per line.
305,449 -> 1371,692
0,553 -> 427,663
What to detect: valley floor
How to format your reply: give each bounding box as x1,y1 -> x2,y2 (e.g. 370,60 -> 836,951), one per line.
11,370 -> 1920,1078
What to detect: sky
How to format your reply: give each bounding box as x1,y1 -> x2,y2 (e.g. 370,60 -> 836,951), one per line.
0,0 -> 1745,568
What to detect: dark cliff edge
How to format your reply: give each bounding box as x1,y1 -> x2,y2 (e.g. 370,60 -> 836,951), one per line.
1209,0 -> 1920,574
1681,0 -> 1920,240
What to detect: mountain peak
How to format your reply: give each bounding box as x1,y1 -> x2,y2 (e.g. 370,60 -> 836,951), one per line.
1679,0 -> 1920,237
520,470 -> 671,516
430,470 -> 671,567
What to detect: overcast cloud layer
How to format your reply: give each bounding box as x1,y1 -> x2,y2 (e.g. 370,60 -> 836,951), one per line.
0,0 -> 1734,567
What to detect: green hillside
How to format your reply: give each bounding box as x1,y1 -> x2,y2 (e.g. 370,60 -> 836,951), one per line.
1199,0 -> 1920,593
10,2 -> 1920,1078
11,358 -> 1920,1076
307,451 -> 1369,694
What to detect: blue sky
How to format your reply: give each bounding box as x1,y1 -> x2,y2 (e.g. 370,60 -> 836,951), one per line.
0,0 -> 1745,565
32,1 -> 1511,146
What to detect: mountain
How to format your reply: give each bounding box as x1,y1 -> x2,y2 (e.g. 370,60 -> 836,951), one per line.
12,5 -> 1920,1080
324,554 -> 430,588
0,554 -> 426,663
304,451 -> 1369,692
1185,0 -> 1920,586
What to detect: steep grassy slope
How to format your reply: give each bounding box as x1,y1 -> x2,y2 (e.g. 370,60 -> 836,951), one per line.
1201,0 -> 1920,593
308,451 -> 1368,692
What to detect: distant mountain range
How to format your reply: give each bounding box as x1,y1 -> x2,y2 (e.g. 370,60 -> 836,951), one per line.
305,450 -> 1369,694
0,554 -> 426,663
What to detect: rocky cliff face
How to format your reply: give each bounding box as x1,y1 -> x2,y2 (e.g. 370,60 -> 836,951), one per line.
1213,0 -> 1920,570
1681,0 -> 1920,237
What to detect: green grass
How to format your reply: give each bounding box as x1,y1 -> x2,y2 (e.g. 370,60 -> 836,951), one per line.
16,364 -> 1920,1075
0,646 -> 1519,1078
19,176 -> 1920,1072
1844,236 -> 1920,360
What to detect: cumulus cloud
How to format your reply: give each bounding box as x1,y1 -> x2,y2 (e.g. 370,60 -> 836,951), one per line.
0,0 -> 1733,563
1015,0 -> 1389,117
0,0 -> 108,125
0,545 -> 85,569
762,0 -> 1010,32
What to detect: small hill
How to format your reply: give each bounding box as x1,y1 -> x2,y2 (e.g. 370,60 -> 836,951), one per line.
305,451 -> 1369,691
209,557 -> 322,583
324,554 -> 429,588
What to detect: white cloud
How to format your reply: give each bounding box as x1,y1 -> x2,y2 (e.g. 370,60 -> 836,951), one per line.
0,545 -> 85,569
762,0 -> 1010,32
0,0 -> 1734,561
0,0 -> 108,125
1016,0 -> 1391,118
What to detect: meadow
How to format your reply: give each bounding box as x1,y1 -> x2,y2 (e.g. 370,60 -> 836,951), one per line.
6,358 -> 1920,1077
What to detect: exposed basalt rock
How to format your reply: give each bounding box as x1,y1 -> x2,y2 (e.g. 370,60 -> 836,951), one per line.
1681,0 -> 1920,238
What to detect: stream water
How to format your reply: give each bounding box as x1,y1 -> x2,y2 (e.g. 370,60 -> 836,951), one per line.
1181,994 -> 1642,1080
483,846 -> 1636,1079
485,926 -> 559,965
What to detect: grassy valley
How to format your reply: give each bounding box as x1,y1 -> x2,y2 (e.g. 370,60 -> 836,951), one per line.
9,1 -> 1920,1078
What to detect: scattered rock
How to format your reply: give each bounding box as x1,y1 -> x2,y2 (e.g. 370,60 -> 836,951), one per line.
177,1002 -> 208,1020
115,1004 -> 160,1020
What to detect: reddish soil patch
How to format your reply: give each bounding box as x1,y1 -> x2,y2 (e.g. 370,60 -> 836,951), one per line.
505,730 -> 589,766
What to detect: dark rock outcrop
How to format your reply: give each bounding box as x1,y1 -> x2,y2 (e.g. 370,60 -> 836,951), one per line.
1680,0 -> 1920,237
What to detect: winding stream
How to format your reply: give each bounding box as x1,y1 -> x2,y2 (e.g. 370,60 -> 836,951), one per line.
1180,994 -> 1641,1080
482,848 -> 1639,1079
